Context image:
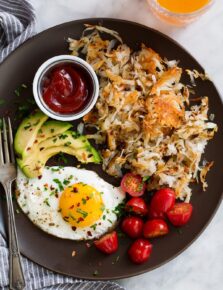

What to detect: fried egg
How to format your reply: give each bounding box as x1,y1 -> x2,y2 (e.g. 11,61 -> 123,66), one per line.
16,166 -> 125,240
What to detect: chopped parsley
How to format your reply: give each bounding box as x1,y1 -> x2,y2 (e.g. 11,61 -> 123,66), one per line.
112,202 -> 125,218
68,212 -> 76,220
63,179 -> 70,186
93,270 -> 99,276
43,198 -> 50,207
76,208 -> 88,218
142,176 -> 150,182
51,167 -> 60,172
57,152 -> 68,164
59,134 -> 68,140
14,83 -> 27,97
102,215 -> 106,220
82,198 -> 87,204
64,141 -> 71,147
14,88 -> 20,97
50,128 -> 55,133
24,123 -> 32,130
90,224 -> 97,230
0,99 -> 5,105
71,131 -> 80,139
100,204 -> 105,212
107,219 -> 113,224
53,179 -> 64,191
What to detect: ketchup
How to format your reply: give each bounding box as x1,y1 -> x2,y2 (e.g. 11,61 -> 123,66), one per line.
42,64 -> 92,114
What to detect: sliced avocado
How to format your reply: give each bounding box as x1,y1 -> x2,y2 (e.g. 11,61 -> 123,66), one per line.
14,110 -> 48,158
17,132 -> 101,178
36,120 -> 73,142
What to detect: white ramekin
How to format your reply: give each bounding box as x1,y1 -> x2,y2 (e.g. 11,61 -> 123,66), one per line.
33,55 -> 99,121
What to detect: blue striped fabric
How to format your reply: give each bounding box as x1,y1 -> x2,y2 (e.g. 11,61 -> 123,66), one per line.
0,0 -> 35,62
0,1 -> 125,289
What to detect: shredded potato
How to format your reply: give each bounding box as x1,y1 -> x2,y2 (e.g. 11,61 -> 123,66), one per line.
68,25 -> 217,201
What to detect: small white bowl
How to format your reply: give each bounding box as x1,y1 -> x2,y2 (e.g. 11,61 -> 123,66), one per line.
33,55 -> 99,121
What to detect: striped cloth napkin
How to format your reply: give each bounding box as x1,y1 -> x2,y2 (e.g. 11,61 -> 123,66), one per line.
0,1 -> 125,289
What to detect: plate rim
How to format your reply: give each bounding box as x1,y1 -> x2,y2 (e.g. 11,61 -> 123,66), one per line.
0,17 -> 223,280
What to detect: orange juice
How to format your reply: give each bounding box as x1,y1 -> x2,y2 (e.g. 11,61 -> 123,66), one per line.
147,0 -> 214,26
157,0 -> 210,14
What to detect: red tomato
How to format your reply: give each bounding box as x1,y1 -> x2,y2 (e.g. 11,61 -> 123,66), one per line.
128,239 -> 152,264
125,197 -> 148,216
121,216 -> 144,238
143,219 -> 169,238
167,203 -> 193,226
149,188 -> 175,219
121,173 -> 146,197
94,231 -> 118,254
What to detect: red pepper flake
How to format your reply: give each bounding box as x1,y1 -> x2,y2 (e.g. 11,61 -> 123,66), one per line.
44,183 -> 48,188
72,226 -> 77,231
77,217 -> 84,223
82,152 -> 87,161
55,193 -> 59,198
38,175 -> 42,180
34,140 -> 38,144
71,187 -> 78,193
77,202 -> 80,207
87,231 -> 92,236
86,196 -> 90,200
27,147 -> 31,151
69,205 -> 74,209
50,185 -> 55,190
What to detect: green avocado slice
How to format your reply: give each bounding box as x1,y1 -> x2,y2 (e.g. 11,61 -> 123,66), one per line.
17,132 -> 101,178
14,110 -> 48,158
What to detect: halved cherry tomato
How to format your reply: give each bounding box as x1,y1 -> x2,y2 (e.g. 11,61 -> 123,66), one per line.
94,231 -> 118,254
128,239 -> 152,264
149,188 -> 175,219
121,173 -> 146,197
125,197 -> 148,216
167,202 -> 193,226
143,219 -> 169,238
121,216 -> 144,238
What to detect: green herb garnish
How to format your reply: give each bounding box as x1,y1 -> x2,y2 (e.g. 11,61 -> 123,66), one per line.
57,152 -> 68,164
142,176 -> 150,182
0,99 -> 5,105
76,208 -> 88,218
53,179 -> 64,191
43,198 -> 50,207
90,224 -> 97,230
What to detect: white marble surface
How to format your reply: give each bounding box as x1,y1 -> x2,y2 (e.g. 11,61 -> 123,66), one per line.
30,1 -> 223,289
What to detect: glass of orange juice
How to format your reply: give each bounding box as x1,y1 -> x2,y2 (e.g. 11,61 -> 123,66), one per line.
147,0 -> 214,26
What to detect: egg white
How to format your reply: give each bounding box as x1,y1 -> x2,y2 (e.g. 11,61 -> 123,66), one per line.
16,166 -> 125,240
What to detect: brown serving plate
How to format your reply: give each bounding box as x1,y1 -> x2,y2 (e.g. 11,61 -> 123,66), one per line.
0,18 -> 222,280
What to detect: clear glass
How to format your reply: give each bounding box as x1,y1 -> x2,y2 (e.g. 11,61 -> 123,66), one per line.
147,0 -> 215,26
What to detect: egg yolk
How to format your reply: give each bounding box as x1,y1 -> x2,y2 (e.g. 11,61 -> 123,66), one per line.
59,183 -> 104,228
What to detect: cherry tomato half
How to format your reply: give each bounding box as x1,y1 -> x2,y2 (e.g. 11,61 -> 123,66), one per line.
149,188 -> 175,219
125,197 -> 148,216
143,219 -> 169,238
94,231 -> 118,254
167,202 -> 193,226
128,239 -> 152,264
121,173 -> 146,197
121,216 -> 144,238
